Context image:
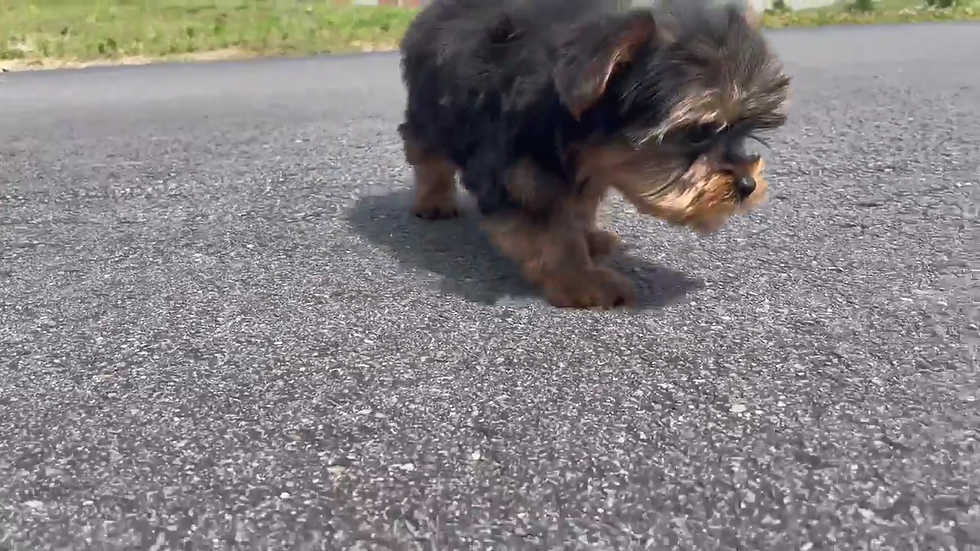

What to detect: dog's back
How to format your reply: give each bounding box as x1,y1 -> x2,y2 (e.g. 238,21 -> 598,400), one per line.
399,0 -> 607,170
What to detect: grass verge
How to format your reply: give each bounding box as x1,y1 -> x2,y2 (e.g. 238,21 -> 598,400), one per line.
2,0 -> 979,71
763,0 -> 980,28
0,0 -> 418,70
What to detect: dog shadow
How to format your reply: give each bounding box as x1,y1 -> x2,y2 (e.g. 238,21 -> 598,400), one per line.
346,189 -> 704,310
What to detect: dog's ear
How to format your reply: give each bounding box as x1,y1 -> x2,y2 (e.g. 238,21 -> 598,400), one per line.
553,11 -> 658,120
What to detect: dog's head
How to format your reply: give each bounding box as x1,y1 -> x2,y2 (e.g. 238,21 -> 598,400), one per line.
555,0 -> 790,234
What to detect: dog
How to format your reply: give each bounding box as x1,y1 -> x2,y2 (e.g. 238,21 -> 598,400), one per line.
397,0 -> 790,309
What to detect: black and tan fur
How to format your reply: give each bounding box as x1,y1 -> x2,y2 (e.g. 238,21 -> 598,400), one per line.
398,0 -> 790,309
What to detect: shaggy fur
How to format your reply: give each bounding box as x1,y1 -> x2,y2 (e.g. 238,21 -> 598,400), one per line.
398,0 -> 791,309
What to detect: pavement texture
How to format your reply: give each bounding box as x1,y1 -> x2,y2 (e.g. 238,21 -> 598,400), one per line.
1,21 -> 979,551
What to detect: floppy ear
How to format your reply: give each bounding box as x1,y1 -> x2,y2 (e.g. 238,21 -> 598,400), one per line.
553,11 -> 658,121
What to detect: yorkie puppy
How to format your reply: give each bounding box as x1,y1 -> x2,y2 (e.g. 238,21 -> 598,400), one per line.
397,0 -> 790,309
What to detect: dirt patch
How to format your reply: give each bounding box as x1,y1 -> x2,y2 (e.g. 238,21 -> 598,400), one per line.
0,42 -> 401,73
0,48 -> 259,72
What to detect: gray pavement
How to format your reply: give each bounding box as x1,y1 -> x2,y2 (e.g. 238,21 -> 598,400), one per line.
1,21 -> 979,551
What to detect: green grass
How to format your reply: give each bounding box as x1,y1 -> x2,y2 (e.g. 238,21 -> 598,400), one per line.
764,0 -> 980,28
2,0 -> 980,69
0,0 -> 418,66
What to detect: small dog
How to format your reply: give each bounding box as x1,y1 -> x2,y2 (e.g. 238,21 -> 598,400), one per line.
397,0 -> 790,309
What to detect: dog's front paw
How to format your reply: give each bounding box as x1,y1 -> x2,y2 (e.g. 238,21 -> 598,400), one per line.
412,203 -> 459,220
585,229 -> 621,258
542,267 -> 636,309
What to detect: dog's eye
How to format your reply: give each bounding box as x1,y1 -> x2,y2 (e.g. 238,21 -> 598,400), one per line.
686,124 -> 723,147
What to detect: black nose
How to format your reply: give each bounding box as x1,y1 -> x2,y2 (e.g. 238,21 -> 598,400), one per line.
735,176 -> 756,199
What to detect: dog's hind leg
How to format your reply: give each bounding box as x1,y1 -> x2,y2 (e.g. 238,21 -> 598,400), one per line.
398,123 -> 459,220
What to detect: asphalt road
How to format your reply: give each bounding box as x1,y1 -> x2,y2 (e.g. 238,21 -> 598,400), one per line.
2,21 -> 979,551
